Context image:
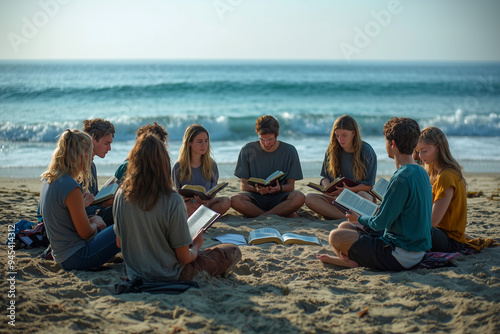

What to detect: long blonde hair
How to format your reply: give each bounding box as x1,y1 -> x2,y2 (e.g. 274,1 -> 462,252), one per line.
176,124 -> 214,183
327,115 -> 366,181
121,133 -> 174,211
419,127 -> 465,185
41,129 -> 93,192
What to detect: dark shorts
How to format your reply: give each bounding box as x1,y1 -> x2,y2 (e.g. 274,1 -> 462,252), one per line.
348,232 -> 405,272
243,191 -> 290,211
431,227 -> 465,252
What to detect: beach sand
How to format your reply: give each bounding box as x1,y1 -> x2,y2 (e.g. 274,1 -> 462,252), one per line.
1,174 -> 499,333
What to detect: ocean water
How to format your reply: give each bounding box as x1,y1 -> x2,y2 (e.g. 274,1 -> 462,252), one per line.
1,60 -> 499,179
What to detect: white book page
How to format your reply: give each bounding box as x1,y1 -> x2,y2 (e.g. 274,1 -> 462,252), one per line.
249,228 -> 282,241
372,178 -> 389,199
336,189 -> 378,217
281,233 -> 320,244
187,205 -> 219,239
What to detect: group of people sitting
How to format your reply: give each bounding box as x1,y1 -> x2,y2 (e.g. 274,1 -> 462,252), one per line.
39,114 -> 470,284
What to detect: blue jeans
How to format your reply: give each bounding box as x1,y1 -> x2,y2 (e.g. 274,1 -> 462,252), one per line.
61,226 -> 120,271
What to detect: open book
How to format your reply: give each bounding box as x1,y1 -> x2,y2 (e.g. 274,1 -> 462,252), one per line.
333,188 -> 378,217
178,182 -> 228,200
91,182 -> 119,205
247,170 -> 286,187
187,205 -> 220,239
369,177 -> 389,201
307,176 -> 359,193
248,228 -> 321,246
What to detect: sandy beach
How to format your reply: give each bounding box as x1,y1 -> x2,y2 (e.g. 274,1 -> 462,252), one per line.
1,174 -> 499,333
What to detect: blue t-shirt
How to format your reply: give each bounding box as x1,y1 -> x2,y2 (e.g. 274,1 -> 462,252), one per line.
320,141 -> 377,186
358,164 -> 432,252
40,174 -> 87,263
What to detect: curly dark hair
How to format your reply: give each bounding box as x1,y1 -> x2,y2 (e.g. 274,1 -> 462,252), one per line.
383,117 -> 420,155
82,118 -> 115,141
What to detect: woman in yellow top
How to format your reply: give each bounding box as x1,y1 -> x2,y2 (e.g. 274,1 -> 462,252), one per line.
416,127 -> 467,252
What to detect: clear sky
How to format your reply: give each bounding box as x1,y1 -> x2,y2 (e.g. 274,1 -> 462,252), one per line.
1,0 -> 499,61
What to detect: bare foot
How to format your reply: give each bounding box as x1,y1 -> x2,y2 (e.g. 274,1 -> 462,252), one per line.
316,253 -> 358,268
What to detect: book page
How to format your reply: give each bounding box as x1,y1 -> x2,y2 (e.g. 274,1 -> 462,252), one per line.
213,233 -> 248,245
92,182 -> 119,204
372,178 -> 389,200
281,233 -> 321,245
187,205 -> 220,239
102,175 -> 118,188
265,170 -> 283,183
249,228 -> 282,242
307,182 -> 325,192
207,182 -> 228,195
181,184 -> 207,194
335,189 -> 378,217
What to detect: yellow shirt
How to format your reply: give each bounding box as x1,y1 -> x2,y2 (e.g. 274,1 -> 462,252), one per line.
433,169 -> 467,243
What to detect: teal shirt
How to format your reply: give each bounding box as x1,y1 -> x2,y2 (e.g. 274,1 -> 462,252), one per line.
358,164 -> 432,252
115,160 -> 128,183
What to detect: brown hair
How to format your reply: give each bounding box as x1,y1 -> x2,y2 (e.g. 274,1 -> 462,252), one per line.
136,122 -> 168,143
327,115 -> 366,180
121,133 -> 174,211
83,118 -> 115,141
176,124 -> 214,183
255,115 -> 279,136
419,127 -> 465,185
383,117 -> 420,155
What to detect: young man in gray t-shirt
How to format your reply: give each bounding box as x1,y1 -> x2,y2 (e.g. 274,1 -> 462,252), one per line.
231,115 -> 305,218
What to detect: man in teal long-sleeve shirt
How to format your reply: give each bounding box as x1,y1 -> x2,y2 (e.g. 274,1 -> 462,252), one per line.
317,117 -> 432,271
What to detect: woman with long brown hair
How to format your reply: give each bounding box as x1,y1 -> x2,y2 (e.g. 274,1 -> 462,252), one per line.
113,133 -> 241,282
172,124 -> 231,217
305,115 -> 377,219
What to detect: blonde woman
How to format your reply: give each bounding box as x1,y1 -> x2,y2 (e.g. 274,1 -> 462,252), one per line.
172,124 -> 231,217
416,127 -> 467,252
39,129 -> 119,270
305,115 -> 377,219
113,133 -> 241,282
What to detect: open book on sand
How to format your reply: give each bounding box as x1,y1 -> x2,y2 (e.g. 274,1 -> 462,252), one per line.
248,228 -> 321,246
247,170 -> 286,187
187,205 -> 220,239
369,177 -> 389,201
178,182 -> 228,200
307,176 -> 359,193
91,182 -> 119,205
334,188 -> 378,217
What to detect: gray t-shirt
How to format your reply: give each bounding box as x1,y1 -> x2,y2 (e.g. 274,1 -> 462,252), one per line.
171,161 -> 219,191
40,174 -> 87,264
234,141 -> 303,182
320,141 -> 377,186
113,189 -> 192,281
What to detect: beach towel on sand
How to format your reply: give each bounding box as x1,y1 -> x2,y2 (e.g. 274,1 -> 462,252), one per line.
412,252 -> 461,269
115,278 -> 200,295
